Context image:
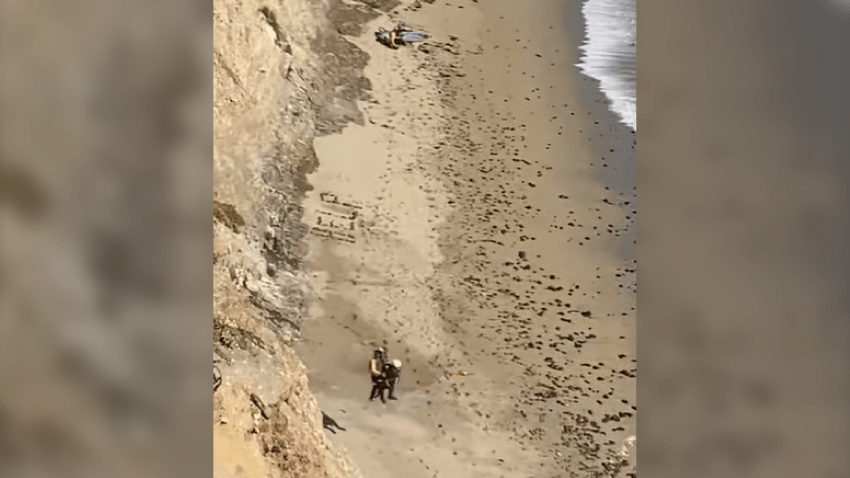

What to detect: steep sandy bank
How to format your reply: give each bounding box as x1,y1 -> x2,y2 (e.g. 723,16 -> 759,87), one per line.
294,4 -> 544,476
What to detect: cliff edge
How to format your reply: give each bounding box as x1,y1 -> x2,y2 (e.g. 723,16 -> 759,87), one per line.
212,0 -> 395,476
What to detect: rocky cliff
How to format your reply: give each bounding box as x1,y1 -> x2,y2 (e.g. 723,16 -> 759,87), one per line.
212,0 -> 395,476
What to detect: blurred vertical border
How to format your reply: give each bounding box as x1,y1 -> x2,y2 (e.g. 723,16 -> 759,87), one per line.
0,0 -> 212,476
640,0 -> 850,477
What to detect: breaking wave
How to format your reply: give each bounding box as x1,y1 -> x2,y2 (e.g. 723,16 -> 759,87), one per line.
577,0 -> 637,130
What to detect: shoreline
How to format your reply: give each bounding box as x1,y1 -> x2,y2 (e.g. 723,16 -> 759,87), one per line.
294,1 -> 636,477
565,0 -> 637,262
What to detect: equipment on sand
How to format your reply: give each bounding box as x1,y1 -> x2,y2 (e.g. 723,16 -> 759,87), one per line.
397,31 -> 429,43
375,25 -> 430,49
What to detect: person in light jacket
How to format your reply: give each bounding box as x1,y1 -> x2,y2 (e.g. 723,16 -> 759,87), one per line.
368,347 -> 386,401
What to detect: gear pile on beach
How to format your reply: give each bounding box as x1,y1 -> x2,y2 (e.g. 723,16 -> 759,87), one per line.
375,24 -> 430,50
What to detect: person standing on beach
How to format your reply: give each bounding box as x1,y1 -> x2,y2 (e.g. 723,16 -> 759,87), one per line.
387,28 -> 400,49
368,347 -> 387,401
379,359 -> 402,402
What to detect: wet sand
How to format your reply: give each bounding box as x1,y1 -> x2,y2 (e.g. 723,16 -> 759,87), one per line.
294,1 -> 636,477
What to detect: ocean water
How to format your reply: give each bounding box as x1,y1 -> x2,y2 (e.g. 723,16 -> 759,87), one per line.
576,0 -> 637,130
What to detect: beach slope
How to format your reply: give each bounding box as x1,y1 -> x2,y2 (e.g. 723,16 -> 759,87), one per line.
294,1 -> 636,477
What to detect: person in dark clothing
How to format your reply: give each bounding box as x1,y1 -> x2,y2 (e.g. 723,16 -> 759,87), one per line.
368,347 -> 387,401
376,359 -> 402,403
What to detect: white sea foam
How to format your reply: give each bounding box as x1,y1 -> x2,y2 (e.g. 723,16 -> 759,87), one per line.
576,0 -> 637,130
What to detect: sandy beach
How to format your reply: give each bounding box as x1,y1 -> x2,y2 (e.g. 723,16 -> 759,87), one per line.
293,1 -> 636,477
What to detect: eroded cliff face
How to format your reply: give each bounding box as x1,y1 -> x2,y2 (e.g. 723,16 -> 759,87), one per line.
212,0 -> 393,476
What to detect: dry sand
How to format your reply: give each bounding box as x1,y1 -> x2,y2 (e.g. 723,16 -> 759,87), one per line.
294,1 -> 636,477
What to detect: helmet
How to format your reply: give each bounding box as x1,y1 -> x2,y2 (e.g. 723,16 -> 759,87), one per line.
391,359 -> 402,369
375,347 -> 386,356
